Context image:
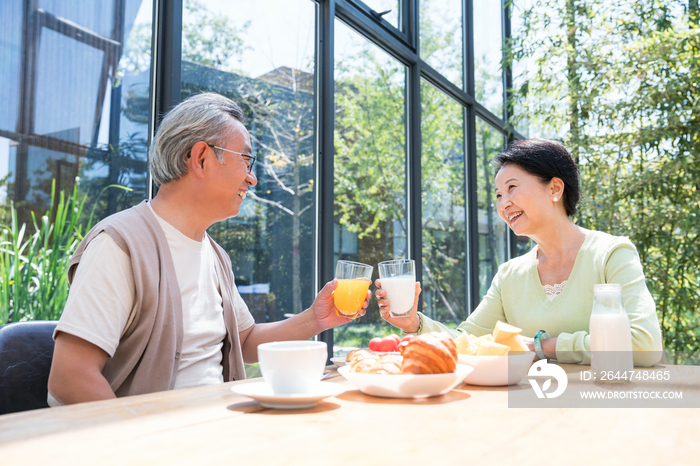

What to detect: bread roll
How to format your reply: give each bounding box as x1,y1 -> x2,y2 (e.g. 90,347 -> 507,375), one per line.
399,332 -> 457,374
363,354 -> 403,375
348,349 -> 378,373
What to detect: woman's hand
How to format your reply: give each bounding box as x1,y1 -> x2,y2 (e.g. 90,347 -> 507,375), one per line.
520,336 -> 535,353
520,335 -> 557,360
375,279 -> 422,334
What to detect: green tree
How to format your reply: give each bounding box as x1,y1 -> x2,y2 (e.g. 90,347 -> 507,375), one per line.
507,0 -> 700,357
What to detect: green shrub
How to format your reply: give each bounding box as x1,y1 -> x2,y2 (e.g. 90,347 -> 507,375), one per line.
0,180 -> 129,324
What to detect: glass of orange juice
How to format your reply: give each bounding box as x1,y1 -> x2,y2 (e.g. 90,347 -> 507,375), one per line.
334,260 -> 373,318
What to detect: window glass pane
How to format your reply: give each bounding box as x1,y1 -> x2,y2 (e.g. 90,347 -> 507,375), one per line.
334,20 -> 407,352
0,0 -> 23,134
419,0 -> 463,89
473,0 -> 504,118
38,0 -> 117,38
360,0 -> 400,29
421,80 -> 466,326
514,235 -> 534,257
509,0 -> 531,137
2,0 -> 152,228
475,117 -> 507,299
181,0 -> 316,324
34,30 -> 105,144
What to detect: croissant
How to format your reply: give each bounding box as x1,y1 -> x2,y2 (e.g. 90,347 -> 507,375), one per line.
348,349 -> 379,373
363,355 -> 403,375
399,332 -> 457,374
346,349 -> 370,365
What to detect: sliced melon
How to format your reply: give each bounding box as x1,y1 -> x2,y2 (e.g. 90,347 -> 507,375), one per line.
501,335 -> 529,353
476,340 -> 510,356
492,321 -> 522,343
473,334 -> 494,346
455,332 -> 478,355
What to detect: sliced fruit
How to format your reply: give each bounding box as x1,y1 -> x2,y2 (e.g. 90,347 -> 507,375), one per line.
473,334 -> 494,346
476,340 -> 510,356
492,321 -> 522,343
455,332 -> 478,355
501,335 -> 529,353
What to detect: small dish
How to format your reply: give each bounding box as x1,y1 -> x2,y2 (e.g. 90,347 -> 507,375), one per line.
457,352 -> 535,386
337,364 -> 472,399
231,381 -> 345,409
330,357 -> 346,367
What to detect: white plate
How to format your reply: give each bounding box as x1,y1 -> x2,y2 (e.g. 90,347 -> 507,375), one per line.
457,352 -> 535,386
330,357 -> 346,367
337,364 -> 472,399
231,381 -> 345,409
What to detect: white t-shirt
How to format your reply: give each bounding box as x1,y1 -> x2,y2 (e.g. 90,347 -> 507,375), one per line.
50,206 -> 254,406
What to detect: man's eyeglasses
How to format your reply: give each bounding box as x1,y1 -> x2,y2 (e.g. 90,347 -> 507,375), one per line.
207,144 -> 256,174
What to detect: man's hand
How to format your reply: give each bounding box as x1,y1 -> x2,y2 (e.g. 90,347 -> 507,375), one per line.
238,279 -> 372,363
308,279 -> 371,333
48,332 -> 116,405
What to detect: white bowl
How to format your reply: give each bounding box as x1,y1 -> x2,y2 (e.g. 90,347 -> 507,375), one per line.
337,364 -> 473,398
457,352 -> 535,386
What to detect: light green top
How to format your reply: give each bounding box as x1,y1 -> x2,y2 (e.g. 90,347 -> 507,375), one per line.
417,229 -> 663,367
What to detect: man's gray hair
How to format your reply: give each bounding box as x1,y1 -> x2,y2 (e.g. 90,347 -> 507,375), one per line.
149,93 -> 246,186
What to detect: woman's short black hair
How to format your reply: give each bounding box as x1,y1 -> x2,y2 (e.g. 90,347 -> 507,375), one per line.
493,138 -> 581,217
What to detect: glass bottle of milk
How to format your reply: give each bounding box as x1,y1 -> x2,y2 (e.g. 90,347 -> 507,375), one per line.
589,284 -> 633,378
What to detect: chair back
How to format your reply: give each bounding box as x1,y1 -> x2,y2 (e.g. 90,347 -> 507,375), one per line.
0,321 -> 58,415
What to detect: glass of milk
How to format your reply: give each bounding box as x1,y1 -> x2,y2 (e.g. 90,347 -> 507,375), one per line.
589,284 -> 634,378
378,259 -> 416,318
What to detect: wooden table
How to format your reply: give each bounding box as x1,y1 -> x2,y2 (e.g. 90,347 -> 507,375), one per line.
1,364 -> 699,465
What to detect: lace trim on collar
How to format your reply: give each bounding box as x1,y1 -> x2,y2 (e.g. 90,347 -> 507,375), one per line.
543,280 -> 567,301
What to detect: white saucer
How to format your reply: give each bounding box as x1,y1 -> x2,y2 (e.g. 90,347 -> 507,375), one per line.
231,382 -> 345,409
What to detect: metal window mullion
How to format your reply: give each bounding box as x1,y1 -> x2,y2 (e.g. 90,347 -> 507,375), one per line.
403,0 -> 416,44
316,0 -> 336,361
406,0 -> 421,306
465,105 -> 480,313
502,0 -> 513,129
148,0 -> 183,199
464,0 -> 481,313
340,0 -> 410,45
502,0 -> 522,261
474,102 -> 525,140
407,61 -> 422,299
335,0 -> 417,66
421,62 -> 477,108
14,0 -> 39,205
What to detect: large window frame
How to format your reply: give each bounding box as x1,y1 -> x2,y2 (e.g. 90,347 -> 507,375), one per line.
146,0 -> 525,359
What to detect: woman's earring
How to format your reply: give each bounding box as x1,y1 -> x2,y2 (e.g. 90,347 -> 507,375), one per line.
553,197 -> 558,202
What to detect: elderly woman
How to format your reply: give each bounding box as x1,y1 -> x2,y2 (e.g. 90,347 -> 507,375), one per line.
377,138 -> 663,366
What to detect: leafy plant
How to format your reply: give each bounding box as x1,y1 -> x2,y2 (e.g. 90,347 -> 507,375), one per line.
0,180 -> 130,324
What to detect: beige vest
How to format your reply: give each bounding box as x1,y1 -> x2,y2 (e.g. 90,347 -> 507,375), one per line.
68,201 -> 246,397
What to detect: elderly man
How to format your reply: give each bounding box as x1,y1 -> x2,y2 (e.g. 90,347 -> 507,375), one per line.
47,93 -> 367,405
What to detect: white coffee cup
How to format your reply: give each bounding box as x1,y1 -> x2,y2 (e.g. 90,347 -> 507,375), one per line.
258,341 -> 328,395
